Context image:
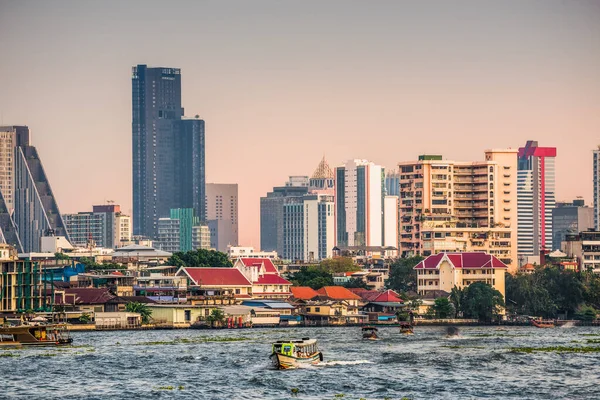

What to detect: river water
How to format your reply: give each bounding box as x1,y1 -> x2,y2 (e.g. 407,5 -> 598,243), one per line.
1,325 -> 599,399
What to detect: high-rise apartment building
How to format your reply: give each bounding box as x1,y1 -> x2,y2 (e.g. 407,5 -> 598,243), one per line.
383,195 -> 399,249
397,150 -> 518,270
205,183 -> 238,252
0,126 -> 70,252
115,213 -> 132,247
64,204 -> 131,249
157,208 -> 209,253
282,193 -> 336,262
517,141 -> 557,257
0,126 -> 29,213
132,65 -> 205,239
260,177 -> 309,254
263,160 -> 336,261
552,199 -> 594,251
335,159 -> 384,247
303,194 -> 335,262
594,147 -> 600,230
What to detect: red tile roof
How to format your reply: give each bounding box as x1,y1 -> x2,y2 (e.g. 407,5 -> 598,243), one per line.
182,268 -> 251,286
238,258 -> 278,274
316,286 -> 362,300
374,290 -> 403,303
414,252 -> 508,270
256,274 -> 292,285
348,289 -> 403,303
58,288 -> 116,305
291,286 -> 320,300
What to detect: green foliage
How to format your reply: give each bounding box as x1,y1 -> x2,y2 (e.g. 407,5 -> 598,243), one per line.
433,297 -> 455,319
290,267 -> 333,289
125,302 -> 152,324
461,282 -> 504,322
574,305 -> 597,321
206,309 -> 225,326
506,266 -> 596,319
79,313 -> 91,324
318,257 -> 358,273
449,287 -> 465,316
54,252 -> 70,261
166,249 -> 232,268
385,256 -> 423,294
78,257 -> 126,272
343,278 -> 369,289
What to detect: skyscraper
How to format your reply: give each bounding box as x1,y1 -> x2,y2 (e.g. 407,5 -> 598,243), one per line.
594,147 -> 600,230
132,65 -> 205,239
205,183 -> 239,252
0,126 -> 70,252
260,177 -> 309,254
517,140 -> 557,257
552,199 -> 594,251
335,159 -> 384,248
0,126 -> 29,213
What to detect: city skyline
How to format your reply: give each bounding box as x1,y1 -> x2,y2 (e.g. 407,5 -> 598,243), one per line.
1,1 -> 599,247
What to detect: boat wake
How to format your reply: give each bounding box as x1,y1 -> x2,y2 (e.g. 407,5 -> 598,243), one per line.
561,322 -> 575,329
319,360 -> 374,367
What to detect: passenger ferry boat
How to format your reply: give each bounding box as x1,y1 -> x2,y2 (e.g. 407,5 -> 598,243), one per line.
270,338 -> 323,370
362,326 -> 379,340
0,324 -> 73,347
531,319 -> 555,328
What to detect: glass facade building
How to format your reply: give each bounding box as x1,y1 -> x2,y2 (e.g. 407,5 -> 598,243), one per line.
132,65 -> 205,239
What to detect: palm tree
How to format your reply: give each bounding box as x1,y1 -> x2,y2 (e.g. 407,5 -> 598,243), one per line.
125,302 -> 152,324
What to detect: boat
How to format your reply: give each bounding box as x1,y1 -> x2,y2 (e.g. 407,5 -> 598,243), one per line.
270,338 -> 323,370
362,326 -> 379,340
399,322 -> 414,335
0,324 -> 73,347
531,319 -> 555,328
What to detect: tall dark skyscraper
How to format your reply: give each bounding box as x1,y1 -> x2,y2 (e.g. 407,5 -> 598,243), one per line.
132,65 -> 205,239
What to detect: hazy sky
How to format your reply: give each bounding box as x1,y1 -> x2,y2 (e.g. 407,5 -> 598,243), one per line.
1,0 -> 599,247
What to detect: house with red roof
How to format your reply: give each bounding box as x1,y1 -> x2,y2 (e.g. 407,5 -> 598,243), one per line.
351,289 -> 405,322
233,258 -> 292,299
290,287 -> 320,301
414,252 -> 508,298
291,286 -> 367,325
176,267 -> 253,303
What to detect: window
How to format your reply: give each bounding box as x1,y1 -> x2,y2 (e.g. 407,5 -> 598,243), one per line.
315,307 -> 321,312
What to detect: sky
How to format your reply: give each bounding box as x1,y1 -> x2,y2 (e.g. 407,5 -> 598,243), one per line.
0,0 -> 599,247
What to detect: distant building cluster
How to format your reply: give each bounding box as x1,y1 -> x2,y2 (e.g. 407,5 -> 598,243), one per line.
1,64 -> 600,328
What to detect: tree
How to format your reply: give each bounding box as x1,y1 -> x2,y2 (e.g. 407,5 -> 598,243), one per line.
206,309 -> 225,327
54,252 -> 70,261
385,256 -> 423,294
432,297 -> 455,319
449,287 -> 465,317
78,257 -> 126,272
343,278 -> 369,289
166,249 -> 232,268
125,302 -> 152,324
462,282 -> 504,322
290,267 -> 333,289
79,313 -> 91,324
574,305 -> 597,321
318,257 -> 358,273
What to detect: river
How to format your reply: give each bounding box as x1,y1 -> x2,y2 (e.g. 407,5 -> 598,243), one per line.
1,325 -> 599,399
